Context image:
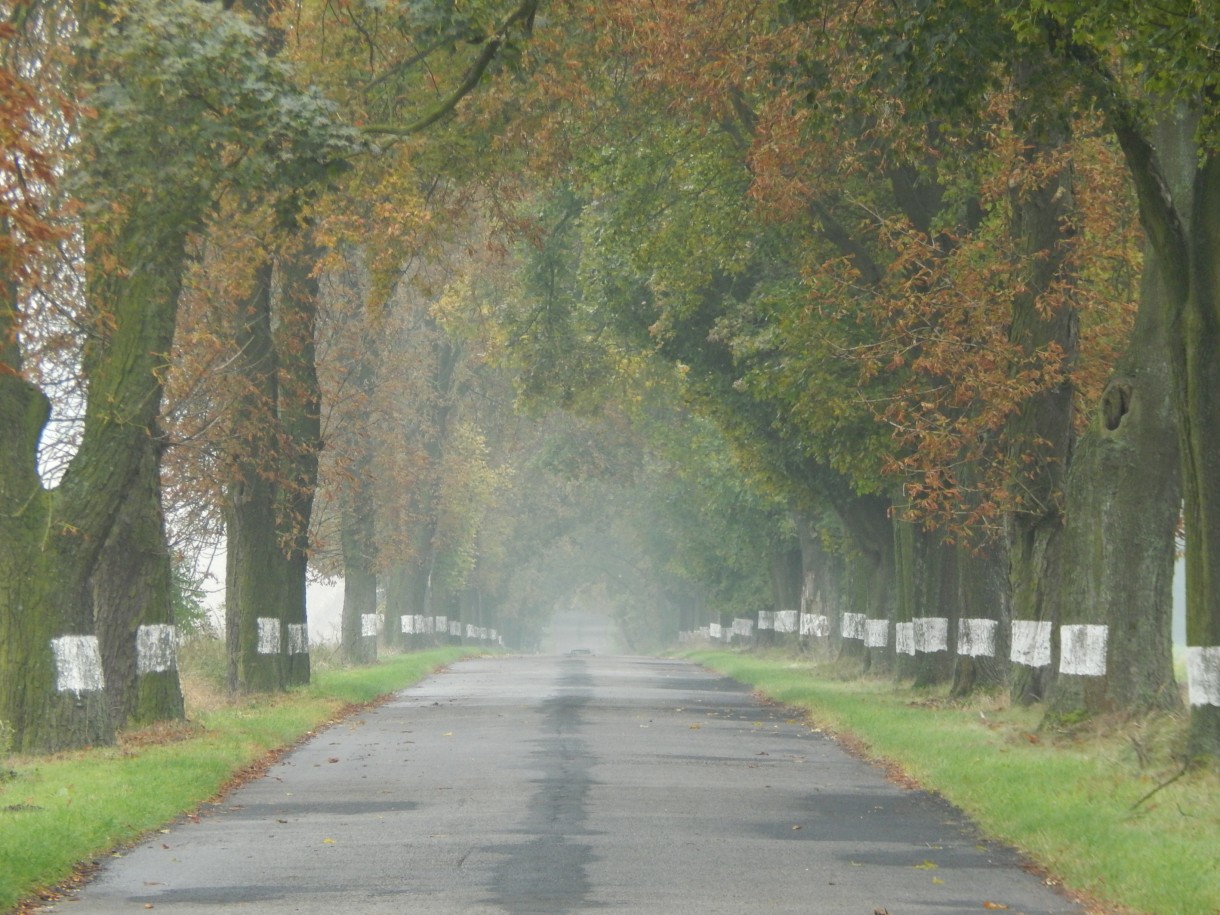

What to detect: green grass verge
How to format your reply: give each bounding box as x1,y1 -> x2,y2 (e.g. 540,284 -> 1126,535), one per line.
689,650 -> 1220,915
0,646 -> 479,912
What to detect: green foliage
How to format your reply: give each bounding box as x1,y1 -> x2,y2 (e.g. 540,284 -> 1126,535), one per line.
1006,0 -> 1220,150
171,560 -> 215,639
78,0 -> 361,234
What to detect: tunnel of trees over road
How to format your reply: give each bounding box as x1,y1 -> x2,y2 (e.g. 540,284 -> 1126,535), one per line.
2,0 -> 1219,758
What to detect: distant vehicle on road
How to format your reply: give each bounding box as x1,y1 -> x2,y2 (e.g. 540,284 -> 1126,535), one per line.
567,648 -> 594,656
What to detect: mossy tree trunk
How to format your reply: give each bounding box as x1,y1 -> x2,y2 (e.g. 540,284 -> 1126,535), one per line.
950,542 -> 1010,698
1,208 -> 186,752
1178,151 -> 1220,756
276,243 -> 322,687
1003,66 -> 1078,706
910,526 -> 957,689
337,322 -> 379,663
225,242 -> 323,691
226,260 -> 285,693
1105,110 -> 1220,756
340,473 -> 378,664
834,494 -> 894,671
92,432 -> 185,729
1045,247 -> 1181,721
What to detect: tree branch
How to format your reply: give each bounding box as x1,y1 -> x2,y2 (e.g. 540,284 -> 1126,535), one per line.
361,0 -> 538,139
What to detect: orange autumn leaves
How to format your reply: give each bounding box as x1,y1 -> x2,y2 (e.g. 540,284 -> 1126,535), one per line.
496,0 -> 1141,539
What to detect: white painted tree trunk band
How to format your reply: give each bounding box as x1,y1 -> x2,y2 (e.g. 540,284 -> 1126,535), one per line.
449,620 -> 462,637
800,576 -> 817,617
841,612 -> 866,640
732,618 -> 754,637
896,622 -> 915,656
775,610 -> 798,633
1059,624 -> 1108,676
913,617 -> 949,652
957,618 -> 998,658
257,618 -> 281,654
865,619 -> 889,648
800,613 -> 829,637
361,613 -> 378,638
757,611 -> 775,631
466,624 -> 478,639
287,623 -> 308,654
51,635 -> 105,693
401,615 -> 415,634
1186,646 -> 1220,706
136,624 -> 178,674
435,615 -> 448,632
1010,620 -> 1053,667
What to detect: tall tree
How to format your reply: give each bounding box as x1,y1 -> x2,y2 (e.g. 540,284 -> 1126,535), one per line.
0,0 -> 354,751
1008,0 -> 1220,754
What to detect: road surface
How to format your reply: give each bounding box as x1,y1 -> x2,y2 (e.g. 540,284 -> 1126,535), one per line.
47,655 -> 1082,913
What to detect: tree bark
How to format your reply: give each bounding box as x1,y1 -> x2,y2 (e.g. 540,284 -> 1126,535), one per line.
1044,243 -> 1181,720
950,541 -> 1010,698
999,58 -> 1079,707
1179,151 -> 1220,755
340,478 -> 378,664
92,433 -> 185,728
1103,107 -> 1220,755
2,206 -> 186,751
275,243 -> 322,686
226,260 -> 286,692
224,241 -> 323,690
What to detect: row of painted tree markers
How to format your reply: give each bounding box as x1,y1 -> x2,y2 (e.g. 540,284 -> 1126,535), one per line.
47,618 -> 506,699
681,613 -> 1220,708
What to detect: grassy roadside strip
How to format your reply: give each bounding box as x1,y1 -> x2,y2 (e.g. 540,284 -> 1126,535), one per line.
689,649 -> 1220,915
0,646 -> 481,912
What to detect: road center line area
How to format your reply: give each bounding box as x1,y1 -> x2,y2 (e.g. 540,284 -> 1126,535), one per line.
46,656 -> 1083,914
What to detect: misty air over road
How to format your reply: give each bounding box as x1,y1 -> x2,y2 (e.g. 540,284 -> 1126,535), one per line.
51,655 -> 1080,914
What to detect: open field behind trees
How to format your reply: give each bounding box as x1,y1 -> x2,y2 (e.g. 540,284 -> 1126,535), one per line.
688,649 -> 1220,915
0,646 -> 481,913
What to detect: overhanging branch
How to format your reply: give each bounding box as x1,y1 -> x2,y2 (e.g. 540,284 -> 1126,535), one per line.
361,0 -> 538,139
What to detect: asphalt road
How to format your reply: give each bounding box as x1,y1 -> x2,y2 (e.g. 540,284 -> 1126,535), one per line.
48,655 -> 1083,913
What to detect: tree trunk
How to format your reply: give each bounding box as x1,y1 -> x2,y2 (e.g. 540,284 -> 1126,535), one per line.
226,260 -> 286,692
224,242 -> 322,690
834,494 -> 894,671
794,511 -> 842,660
275,243 -> 322,687
1180,153 -> 1220,755
1044,247 -> 1181,720
383,564 -> 410,650
998,64 -> 1079,708
910,525 -> 957,689
340,482 -> 378,664
950,541 -> 1010,698
92,433 -> 185,729
1106,108 -> 1220,755
2,206 -> 185,751
768,537 -> 802,649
